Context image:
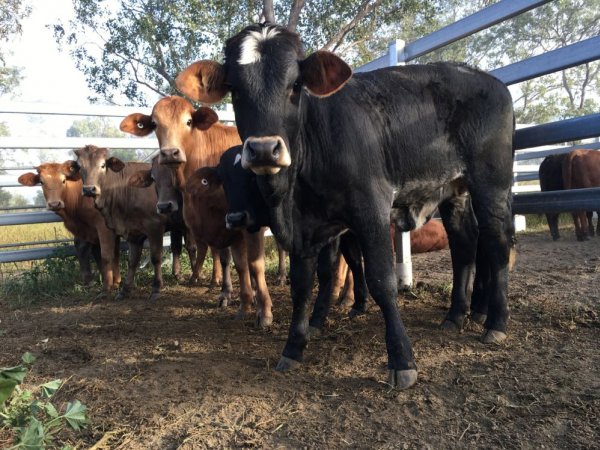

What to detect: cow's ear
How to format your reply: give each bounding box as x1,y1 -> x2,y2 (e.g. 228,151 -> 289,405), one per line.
193,107 -> 219,131
176,60 -> 228,104
64,160 -> 81,181
299,50 -> 352,97
128,170 -> 153,188
120,113 -> 155,136
106,157 -> 125,173
18,172 -> 41,186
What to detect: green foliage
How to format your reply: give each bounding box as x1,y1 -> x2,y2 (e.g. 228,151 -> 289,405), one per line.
0,354 -> 89,449
53,0 -> 440,105
0,246 -> 83,307
0,0 -> 31,97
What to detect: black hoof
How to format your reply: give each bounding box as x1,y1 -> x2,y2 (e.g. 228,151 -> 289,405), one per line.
275,356 -> 300,372
387,369 -> 418,390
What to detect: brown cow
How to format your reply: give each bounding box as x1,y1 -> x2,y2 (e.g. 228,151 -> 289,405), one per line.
562,149 -> 600,240
73,145 -> 174,301
130,162 -> 274,327
336,219 -> 449,306
18,161 -> 121,294
120,96 -> 242,286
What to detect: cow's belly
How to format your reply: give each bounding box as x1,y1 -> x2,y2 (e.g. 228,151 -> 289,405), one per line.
391,176 -> 465,231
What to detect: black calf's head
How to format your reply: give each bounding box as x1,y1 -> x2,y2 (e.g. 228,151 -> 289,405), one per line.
218,145 -> 272,232
176,23 -> 352,176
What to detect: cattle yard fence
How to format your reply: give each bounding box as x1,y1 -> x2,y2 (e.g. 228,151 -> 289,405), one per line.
1,0 -> 600,271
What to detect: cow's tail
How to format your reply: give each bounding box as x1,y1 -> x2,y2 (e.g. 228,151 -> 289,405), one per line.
507,191 -> 517,272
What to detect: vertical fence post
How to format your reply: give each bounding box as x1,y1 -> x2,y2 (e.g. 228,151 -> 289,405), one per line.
388,39 -> 414,290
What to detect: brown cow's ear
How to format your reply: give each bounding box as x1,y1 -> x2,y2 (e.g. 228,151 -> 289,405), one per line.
18,172 -> 41,186
106,157 -> 125,173
128,170 -> 153,188
299,51 -> 352,97
120,113 -> 154,136
176,60 -> 228,104
193,107 -> 219,131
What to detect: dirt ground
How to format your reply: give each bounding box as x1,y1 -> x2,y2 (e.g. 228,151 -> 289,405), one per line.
1,229 -> 599,449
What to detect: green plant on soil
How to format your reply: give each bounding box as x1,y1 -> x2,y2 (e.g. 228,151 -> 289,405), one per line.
0,352 -> 88,450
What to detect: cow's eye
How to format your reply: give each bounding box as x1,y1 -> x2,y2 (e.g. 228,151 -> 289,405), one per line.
62,179 -> 66,184
292,81 -> 302,93
151,120 -> 156,128
201,179 -> 208,186
40,180 -> 44,185
186,118 -> 192,127
101,162 -> 106,169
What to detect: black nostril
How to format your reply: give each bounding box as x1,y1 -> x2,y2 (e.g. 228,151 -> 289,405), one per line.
247,145 -> 256,160
272,141 -> 281,158
173,149 -> 179,157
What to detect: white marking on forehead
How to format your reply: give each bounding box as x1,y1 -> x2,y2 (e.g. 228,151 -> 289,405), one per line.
238,27 -> 280,65
233,153 -> 242,166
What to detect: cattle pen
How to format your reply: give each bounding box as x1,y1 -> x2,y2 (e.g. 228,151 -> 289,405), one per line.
1,1 -> 600,449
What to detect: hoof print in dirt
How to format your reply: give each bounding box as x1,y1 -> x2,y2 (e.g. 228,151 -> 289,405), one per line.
387,369 -> 418,390
481,329 -> 507,344
275,356 -> 301,372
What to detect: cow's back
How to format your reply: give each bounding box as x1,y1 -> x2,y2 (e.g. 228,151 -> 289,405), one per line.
303,62 -> 514,189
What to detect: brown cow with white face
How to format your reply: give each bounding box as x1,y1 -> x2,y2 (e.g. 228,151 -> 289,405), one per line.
120,96 -> 242,286
18,161 -> 121,294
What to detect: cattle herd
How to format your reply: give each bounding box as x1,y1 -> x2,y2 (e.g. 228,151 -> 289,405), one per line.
15,23 -> 599,390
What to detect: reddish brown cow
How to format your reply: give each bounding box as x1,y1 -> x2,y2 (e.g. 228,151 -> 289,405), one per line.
18,162 -> 121,294
562,149 -> 600,240
120,96 -> 242,285
73,145 -> 175,301
130,163 -> 274,326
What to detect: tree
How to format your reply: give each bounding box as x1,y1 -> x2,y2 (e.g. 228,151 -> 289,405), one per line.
66,116 -> 144,161
433,0 -> 600,124
53,0 -> 439,105
67,117 -> 124,138
0,0 -> 32,96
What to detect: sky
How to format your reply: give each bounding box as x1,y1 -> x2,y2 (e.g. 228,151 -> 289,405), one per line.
0,0 -> 124,198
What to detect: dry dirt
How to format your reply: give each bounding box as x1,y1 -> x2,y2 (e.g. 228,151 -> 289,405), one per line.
1,229 -> 599,449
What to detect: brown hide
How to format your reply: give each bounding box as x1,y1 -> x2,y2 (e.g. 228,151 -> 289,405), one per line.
410,219 -> 449,253
562,149 -> 600,239
18,161 -> 120,292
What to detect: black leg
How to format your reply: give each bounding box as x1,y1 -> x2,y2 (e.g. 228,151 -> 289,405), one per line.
438,195 -> 478,330
339,232 -> 368,317
277,252 -> 317,370
308,239 -> 339,333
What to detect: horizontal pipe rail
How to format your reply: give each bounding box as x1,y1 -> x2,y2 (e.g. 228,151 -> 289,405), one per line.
0,136 -> 158,150
514,143 -> 600,161
514,114 -> 600,150
402,0 -> 551,62
0,205 -> 46,211
0,238 -> 72,249
0,101 -> 237,122
512,187 -> 600,214
490,36 -> 600,85
0,211 -> 62,226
